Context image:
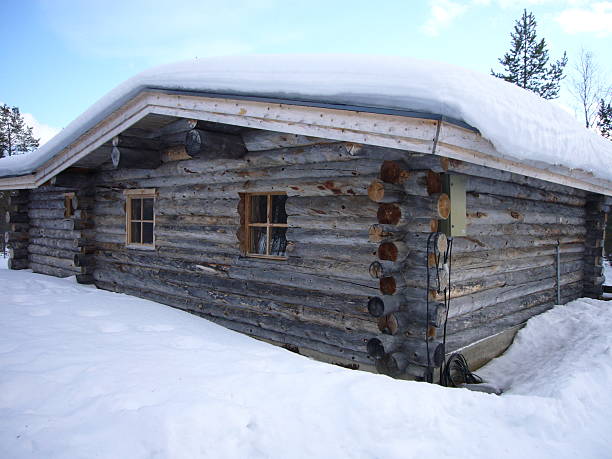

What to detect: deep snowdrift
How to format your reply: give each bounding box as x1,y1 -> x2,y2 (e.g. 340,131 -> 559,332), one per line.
1,265 -> 611,459
1,55 -> 611,182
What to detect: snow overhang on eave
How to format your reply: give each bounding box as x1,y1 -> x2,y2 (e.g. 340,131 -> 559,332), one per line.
1,88 -> 611,196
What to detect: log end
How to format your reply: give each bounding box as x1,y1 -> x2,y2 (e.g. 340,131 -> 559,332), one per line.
379,276 -> 397,295
366,338 -> 386,360
377,241 -> 399,262
380,160 -> 408,184
377,203 -> 401,225
368,297 -> 385,317
369,261 -> 384,279
437,193 -> 451,220
367,180 -> 385,202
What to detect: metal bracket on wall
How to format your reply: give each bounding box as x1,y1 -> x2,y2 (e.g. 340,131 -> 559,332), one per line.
439,174 -> 466,237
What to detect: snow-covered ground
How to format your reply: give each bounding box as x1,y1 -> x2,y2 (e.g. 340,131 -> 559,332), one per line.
1,265 -> 612,459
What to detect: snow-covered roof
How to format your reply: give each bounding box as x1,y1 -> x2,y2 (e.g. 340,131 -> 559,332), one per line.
1,55 -> 611,191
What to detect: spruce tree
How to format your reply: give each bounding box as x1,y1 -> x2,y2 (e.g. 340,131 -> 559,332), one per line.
492,9 -> 568,99
597,99 -> 612,139
0,104 -> 40,158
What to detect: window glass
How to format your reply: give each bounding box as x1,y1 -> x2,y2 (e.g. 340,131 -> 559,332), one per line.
250,195 -> 268,223
270,227 -> 287,256
142,198 -> 154,220
249,227 -> 267,254
271,195 -> 288,224
130,222 -> 142,243
131,198 -> 142,220
142,222 -> 154,244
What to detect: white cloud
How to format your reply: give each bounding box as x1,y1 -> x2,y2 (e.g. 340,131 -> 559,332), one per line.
21,113 -> 60,146
421,0 -> 469,36
556,2 -> 612,36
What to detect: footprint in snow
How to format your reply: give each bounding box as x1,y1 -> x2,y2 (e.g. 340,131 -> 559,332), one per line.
137,324 -> 175,332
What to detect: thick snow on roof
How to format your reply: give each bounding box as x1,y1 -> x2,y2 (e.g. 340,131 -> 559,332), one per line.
1,55 -> 611,181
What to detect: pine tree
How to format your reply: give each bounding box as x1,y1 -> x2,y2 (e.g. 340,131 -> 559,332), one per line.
597,99 -> 612,139
492,9 -> 568,99
0,104 -> 40,158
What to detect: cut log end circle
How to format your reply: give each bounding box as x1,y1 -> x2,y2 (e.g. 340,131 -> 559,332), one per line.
379,277 -> 397,295
438,193 -> 451,219
380,160 -> 409,184
368,180 -> 385,202
368,297 -> 385,317
377,203 -> 401,225
367,338 -> 386,360
377,242 -> 399,261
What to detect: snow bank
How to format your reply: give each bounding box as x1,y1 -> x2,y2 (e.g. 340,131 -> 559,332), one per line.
1,268 -> 611,458
1,55 -> 611,183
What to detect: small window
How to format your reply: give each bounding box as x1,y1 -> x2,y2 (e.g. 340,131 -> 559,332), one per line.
245,193 -> 288,259
64,192 -> 75,218
124,189 -> 156,248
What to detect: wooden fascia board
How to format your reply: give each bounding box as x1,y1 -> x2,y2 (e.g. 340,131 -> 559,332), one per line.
0,90 -> 611,196
436,122 -> 612,196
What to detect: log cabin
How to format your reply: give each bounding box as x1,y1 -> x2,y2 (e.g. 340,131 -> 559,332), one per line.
2,56 -> 611,382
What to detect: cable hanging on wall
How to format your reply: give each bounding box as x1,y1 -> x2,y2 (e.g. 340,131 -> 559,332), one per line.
425,231 -> 481,387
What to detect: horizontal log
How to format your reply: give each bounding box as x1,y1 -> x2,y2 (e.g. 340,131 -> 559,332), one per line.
96,143 -> 362,184
156,118 -> 198,138
368,179 -> 405,203
466,209 -> 584,226
8,248 -> 28,259
95,252 -> 373,318
4,231 -> 28,243
8,258 -> 29,270
50,171 -> 94,188
92,267 -> 374,352
444,284 -> 583,353
112,134 -> 159,150
466,175 -> 586,207
378,305 -> 446,334
467,192 -> 585,219
111,146 -> 162,169
29,262 -> 78,278
377,194 -> 450,224
29,253 -> 79,271
447,282 -> 583,335
28,244 -> 82,259
286,195 -> 379,219
443,157 -> 588,196
185,129 -> 246,159
5,211 -> 28,224
446,270 -> 583,318
241,130 -> 332,151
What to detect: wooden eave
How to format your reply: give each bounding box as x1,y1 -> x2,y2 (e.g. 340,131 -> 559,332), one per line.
1,89 -> 611,196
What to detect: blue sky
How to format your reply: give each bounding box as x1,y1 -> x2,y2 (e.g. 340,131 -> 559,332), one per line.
1,0 -> 610,143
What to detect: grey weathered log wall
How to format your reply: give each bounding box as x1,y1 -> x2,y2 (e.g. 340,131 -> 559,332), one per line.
91,141 -> 408,370
5,190 -> 30,270
26,180 -> 94,282
442,164 -> 592,354
364,155 -> 607,379
4,126 -> 609,381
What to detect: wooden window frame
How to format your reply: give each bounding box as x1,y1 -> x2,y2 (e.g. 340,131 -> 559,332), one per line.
244,192 -> 288,260
124,189 -> 156,250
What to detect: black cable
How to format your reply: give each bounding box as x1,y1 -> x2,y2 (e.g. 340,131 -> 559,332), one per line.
440,353 -> 482,387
